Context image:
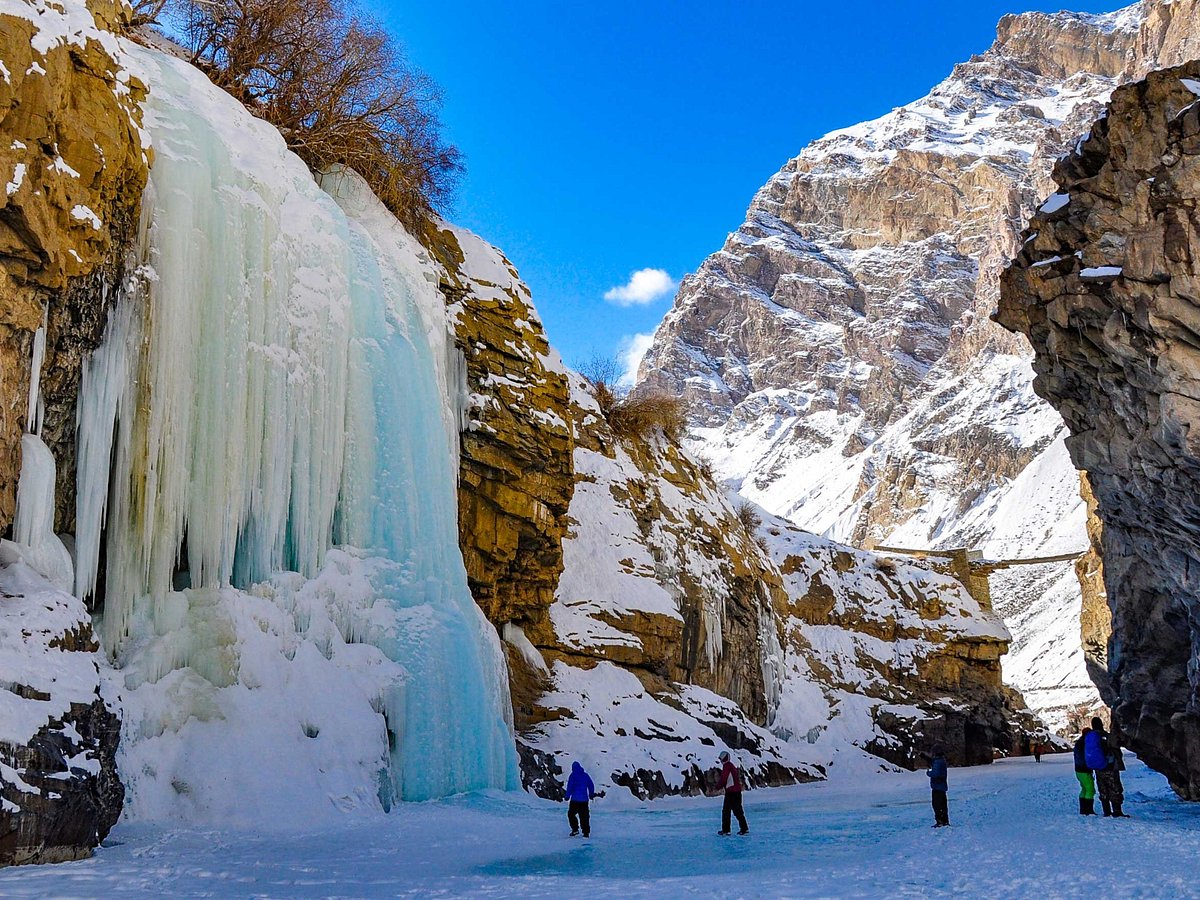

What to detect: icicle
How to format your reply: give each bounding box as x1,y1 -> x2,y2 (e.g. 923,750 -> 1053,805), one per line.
25,305 -> 47,436
9,434 -> 74,592
74,46 -> 517,805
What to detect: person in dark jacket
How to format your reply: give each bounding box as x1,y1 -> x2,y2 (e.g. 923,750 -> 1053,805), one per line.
1090,717 -> 1129,818
564,761 -> 596,837
1073,727 -> 1096,815
926,744 -> 949,827
712,750 -> 749,835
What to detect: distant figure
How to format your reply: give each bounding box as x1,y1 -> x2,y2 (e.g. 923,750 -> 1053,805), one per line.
1073,727 -> 1096,815
926,744 -> 949,827
565,761 -> 596,837
1033,740 -> 1042,763
1089,717 -> 1129,818
713,750 -> 749,835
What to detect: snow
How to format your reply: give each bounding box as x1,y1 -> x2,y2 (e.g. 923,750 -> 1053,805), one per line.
5,161 -> 24,196
70,203 -> 102,229
1079,266 -> 1122,278
1181,78 -> 1200,97
1040,193 -> 1071,214
1,755 -> 1194,897
0,563 -> 103,748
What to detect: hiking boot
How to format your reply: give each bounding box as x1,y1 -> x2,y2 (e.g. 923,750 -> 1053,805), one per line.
717,830 -> 731,836
738,829 -> 749,835
569,830 -> 579,837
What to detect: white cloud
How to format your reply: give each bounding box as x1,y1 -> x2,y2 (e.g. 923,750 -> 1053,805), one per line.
603,268 -> 677,306
616,332 -> 655,389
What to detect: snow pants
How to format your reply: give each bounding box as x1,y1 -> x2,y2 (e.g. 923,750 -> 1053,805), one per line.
1096,769 -> 1124,804
931,790 -> 949,825
568,800 -> 590,836
1075,771 -> 1095,799
722,791 -> 748,833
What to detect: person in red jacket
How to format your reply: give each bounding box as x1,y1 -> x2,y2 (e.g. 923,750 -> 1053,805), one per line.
712,750 -> 749,835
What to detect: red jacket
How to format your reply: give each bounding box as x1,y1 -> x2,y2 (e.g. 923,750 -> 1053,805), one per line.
719,760 -> 742,793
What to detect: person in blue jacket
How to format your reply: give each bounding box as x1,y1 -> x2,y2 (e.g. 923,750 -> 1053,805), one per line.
926,743 -> 949,827
565,761 -> 596,837
1074,727 -> 1096,815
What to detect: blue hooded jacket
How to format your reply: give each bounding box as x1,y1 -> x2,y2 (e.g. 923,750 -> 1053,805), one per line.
565,762 -> 595,802
927,755 -> 948,792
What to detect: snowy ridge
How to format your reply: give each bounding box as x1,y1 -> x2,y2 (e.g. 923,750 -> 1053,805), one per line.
635,4 -> 1138,731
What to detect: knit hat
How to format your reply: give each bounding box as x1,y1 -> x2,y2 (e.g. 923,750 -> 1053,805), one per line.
718,750 -> 730,761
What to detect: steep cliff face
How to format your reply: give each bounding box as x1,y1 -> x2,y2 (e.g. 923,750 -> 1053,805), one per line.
423,221 -> 574,641
504,372 -> 1028,797
764,521 -> 1022,768
998,61 -> 1200,799
634,2 -> 1200,733
516,373 -> 815,798
0,0 -> 148,531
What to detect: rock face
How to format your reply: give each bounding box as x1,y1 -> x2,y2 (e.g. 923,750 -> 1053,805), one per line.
506,371 -> 1026,797
763,522 -> 1022,768
424,221 -> 575,646
515,373 -> 816,798
0,563 -> 122,865
0,0 -> 148,532
633,2 -> 1200,732
998,61 -> 1200,799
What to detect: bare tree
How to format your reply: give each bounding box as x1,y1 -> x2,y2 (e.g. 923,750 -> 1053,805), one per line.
173,0 -> 460,227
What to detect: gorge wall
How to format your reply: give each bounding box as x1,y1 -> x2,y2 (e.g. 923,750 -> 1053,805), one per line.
632,0 -> 1200,734
998,61 -> 1200,799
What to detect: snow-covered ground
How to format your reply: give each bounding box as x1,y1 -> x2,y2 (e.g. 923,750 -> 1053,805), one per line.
4,754 -> 1195,897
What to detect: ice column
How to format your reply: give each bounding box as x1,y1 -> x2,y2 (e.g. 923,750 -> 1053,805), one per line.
74,46 -> 516,801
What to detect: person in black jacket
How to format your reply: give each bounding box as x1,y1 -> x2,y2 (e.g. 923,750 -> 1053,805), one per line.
1091,718 -> 1130,818
1073,727 -> 1096,815
926,744 -> 949,827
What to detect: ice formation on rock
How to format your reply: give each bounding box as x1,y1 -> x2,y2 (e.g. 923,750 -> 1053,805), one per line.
71,45 -> 516,820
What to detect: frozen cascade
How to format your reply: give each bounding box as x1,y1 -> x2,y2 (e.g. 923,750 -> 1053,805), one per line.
73,44 -> 516,818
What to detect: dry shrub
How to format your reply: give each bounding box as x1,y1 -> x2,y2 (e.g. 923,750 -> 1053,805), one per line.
734,499 -> 762,533
168,0 -> 460,228
580,356 -> 686,442
608,393 -> 686,441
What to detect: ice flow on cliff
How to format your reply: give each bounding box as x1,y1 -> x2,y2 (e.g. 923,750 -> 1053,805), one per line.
64,43 -> 517,820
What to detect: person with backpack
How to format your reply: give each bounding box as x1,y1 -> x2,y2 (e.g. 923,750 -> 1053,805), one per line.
1088,717 -> 1129,818
927,744 -> 949,827
1073,726 -> 1096,815
565,761 -> 596,837
711,750 -> 749,835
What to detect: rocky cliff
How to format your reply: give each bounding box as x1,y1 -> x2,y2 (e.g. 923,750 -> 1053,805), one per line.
0,0 -> 146,864
0,0 -> 148,532
998,61 -> 1200,799
422,221 -> 575,644
633,1 -> 1200,733
501,371 -> 1026,797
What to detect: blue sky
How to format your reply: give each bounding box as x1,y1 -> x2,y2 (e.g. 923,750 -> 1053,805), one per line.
378,1 -> 1123,376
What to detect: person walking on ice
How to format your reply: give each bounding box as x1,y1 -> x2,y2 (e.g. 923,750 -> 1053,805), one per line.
565,761 -> 596,837
712,750 -> 749,835
1074,726 -> 1096,815
927,743 -> 949,827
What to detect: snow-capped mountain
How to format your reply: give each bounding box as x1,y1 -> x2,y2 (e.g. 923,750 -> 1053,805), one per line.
634,4 -> 1199,730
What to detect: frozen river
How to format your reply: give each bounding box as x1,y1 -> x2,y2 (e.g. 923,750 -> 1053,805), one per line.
3,753 -> 1198,898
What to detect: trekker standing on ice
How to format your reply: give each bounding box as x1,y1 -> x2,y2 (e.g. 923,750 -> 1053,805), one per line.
1088,717 -> 1129,818
565,761 -> 596,837
712,750 -> 749,835
1074,726 -> 1096,815
927,744 -> 949,827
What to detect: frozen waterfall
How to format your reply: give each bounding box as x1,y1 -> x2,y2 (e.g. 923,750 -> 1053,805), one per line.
73,44 -> 517,819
